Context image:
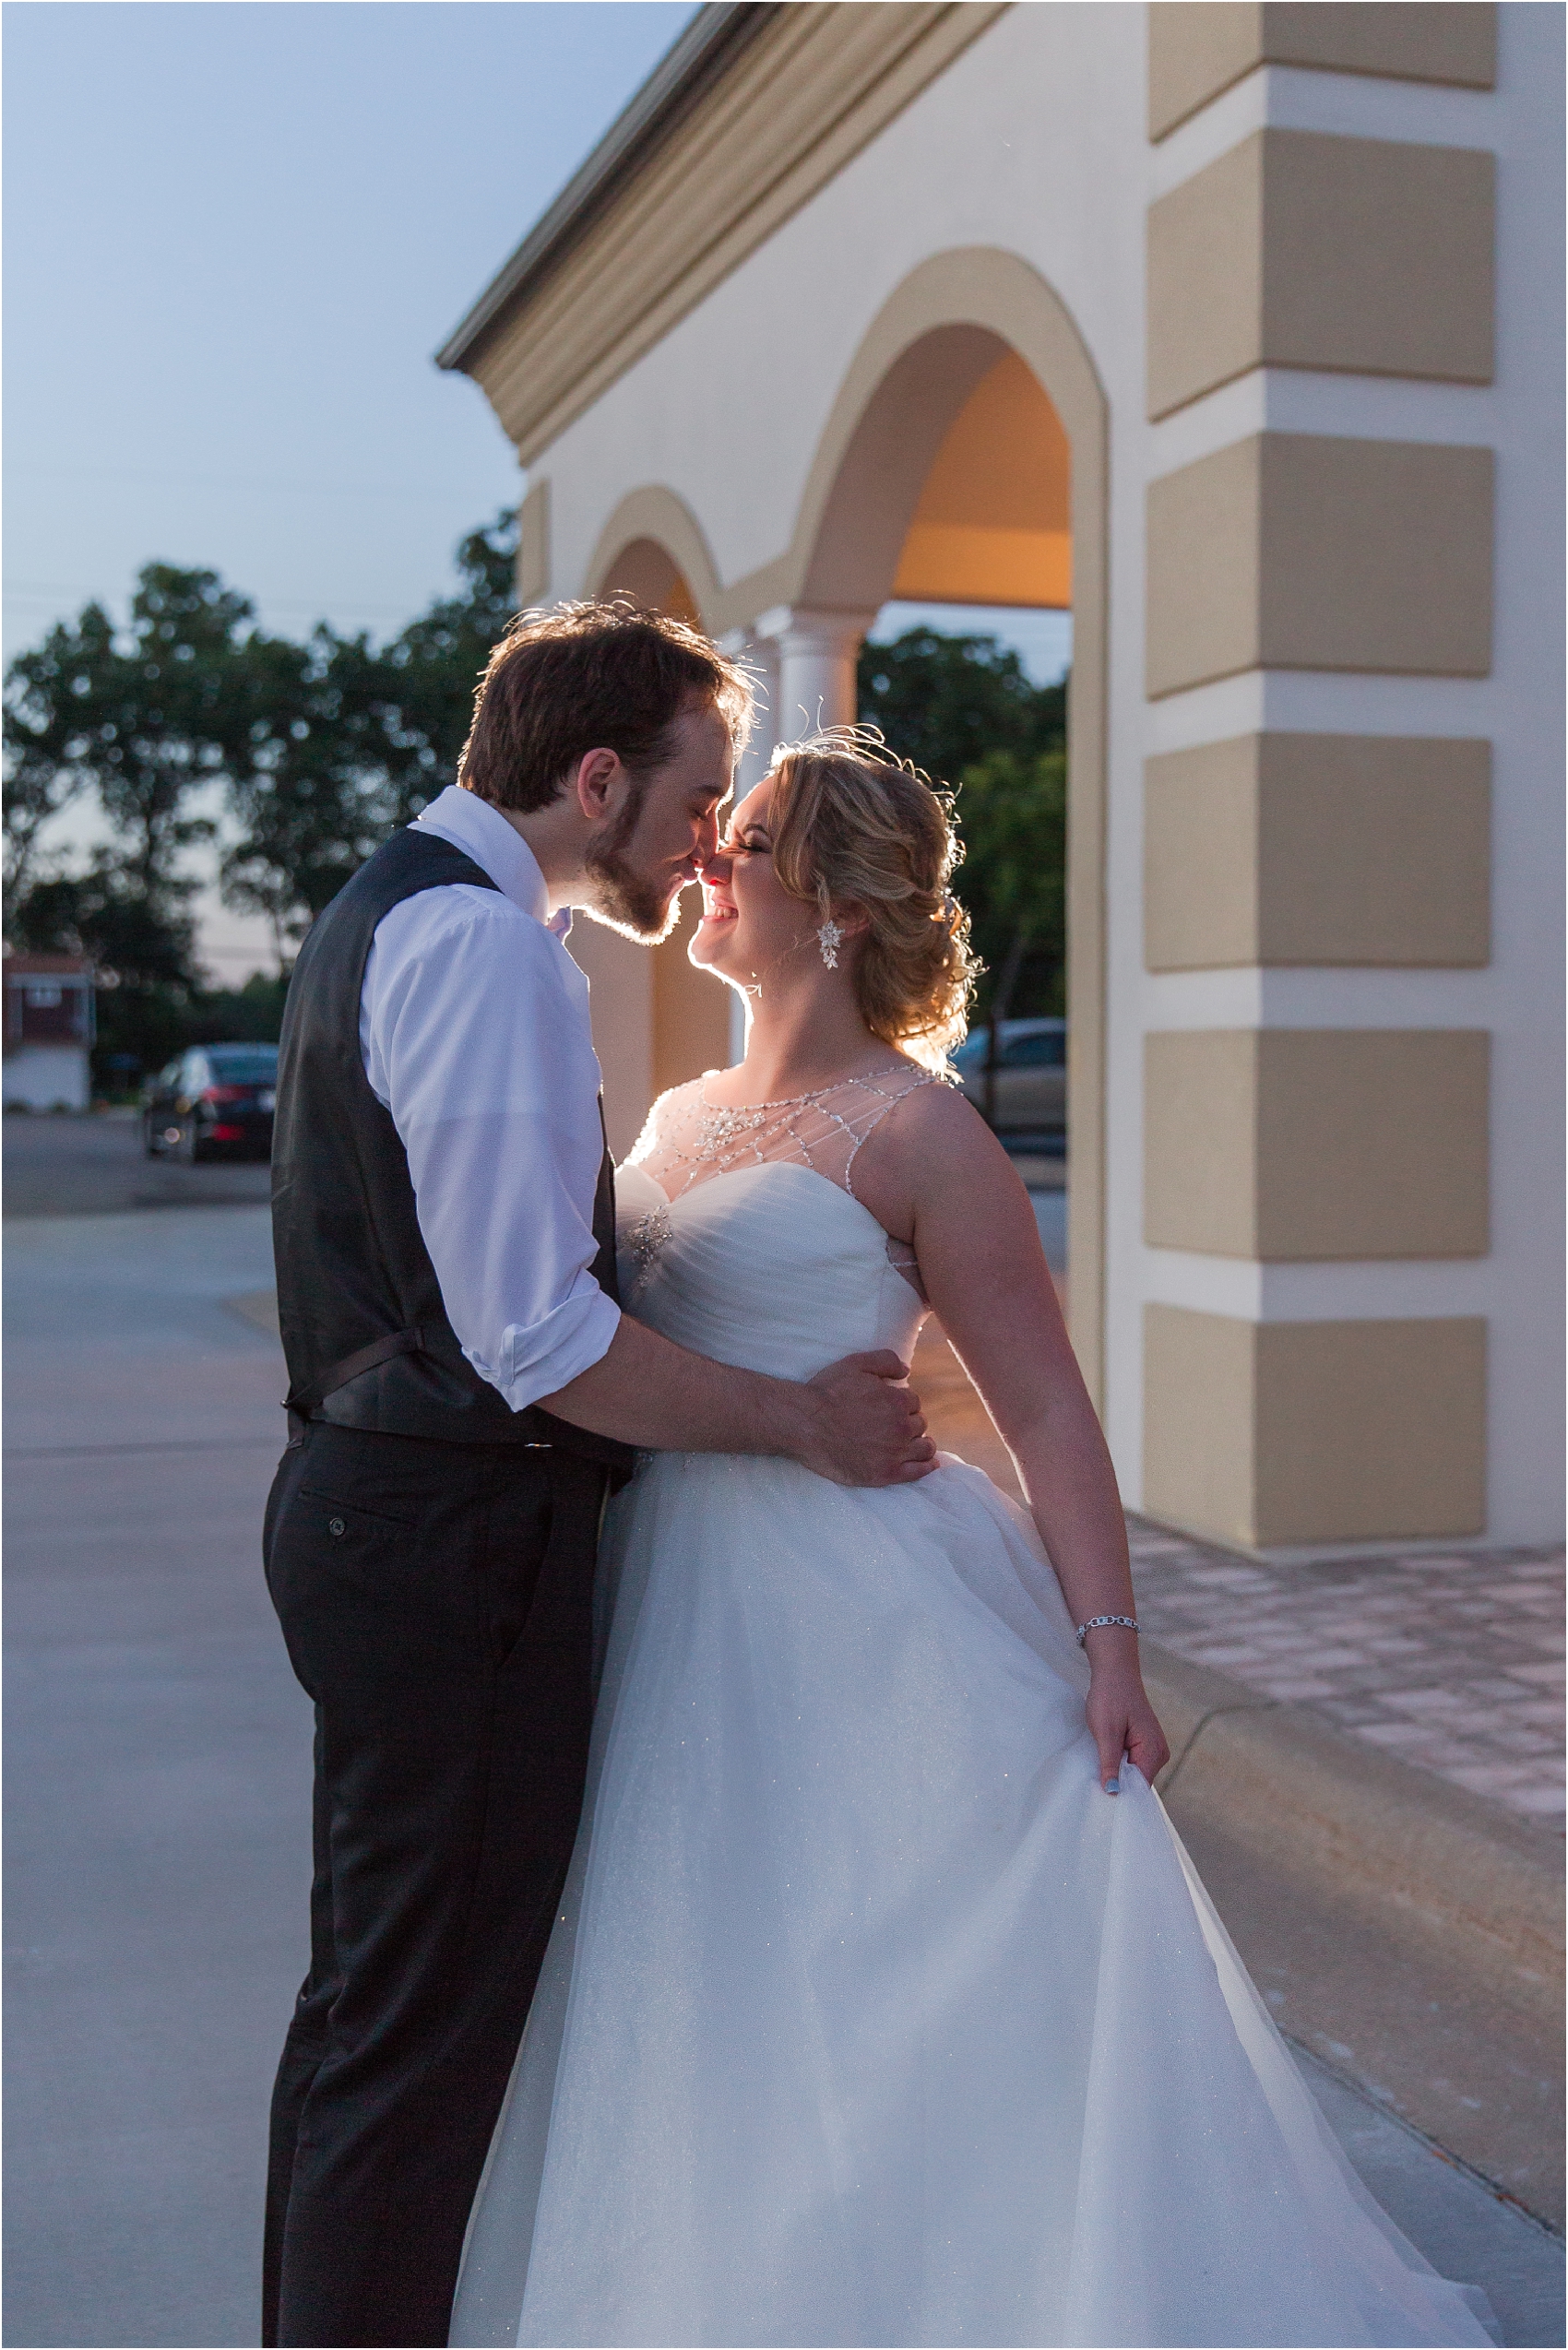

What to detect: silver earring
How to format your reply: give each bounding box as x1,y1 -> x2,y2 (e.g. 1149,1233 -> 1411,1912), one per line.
817,920 -> 843,969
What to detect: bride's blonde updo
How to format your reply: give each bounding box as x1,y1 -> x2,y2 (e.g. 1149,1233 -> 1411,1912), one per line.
763,728 -> 978,1071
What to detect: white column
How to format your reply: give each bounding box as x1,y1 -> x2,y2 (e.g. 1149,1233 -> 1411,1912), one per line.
718,629 -> 781,794
716,628 -> 785,1066
754,605 -> 875,741
720,611 -> 873,1065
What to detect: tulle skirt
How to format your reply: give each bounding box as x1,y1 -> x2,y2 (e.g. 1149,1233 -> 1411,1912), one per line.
451,1453 -> 1495,2348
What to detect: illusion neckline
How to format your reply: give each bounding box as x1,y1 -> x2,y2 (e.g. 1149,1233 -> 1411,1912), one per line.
628,1156 -> 901,1247
695,1061 -> 932,1116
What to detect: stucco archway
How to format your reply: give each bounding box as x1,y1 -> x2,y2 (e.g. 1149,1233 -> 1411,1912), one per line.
566,494 -> 734,1145
587,488 -> 725,630
733,251 -> 1109,1406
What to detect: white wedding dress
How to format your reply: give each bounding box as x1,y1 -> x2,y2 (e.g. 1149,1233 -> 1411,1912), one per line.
451,1078 -> 1494,2350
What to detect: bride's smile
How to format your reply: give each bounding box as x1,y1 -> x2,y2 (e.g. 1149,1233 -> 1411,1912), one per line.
689,784 -> 793,981
690,777 -> 860,997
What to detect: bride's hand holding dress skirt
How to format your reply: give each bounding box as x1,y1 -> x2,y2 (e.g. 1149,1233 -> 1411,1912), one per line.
452,1071 -> 1494,2349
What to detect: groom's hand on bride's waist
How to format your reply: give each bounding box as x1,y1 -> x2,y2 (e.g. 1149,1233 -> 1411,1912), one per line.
540,1319 -> 932,1482
798,1351 -> 937,1488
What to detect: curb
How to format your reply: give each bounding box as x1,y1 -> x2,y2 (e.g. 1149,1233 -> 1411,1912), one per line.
1142,1643 -> 1565,2027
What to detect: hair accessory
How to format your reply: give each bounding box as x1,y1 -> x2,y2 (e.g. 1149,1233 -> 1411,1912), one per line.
1075,1615 -> 1140,1647
817,920 -> 843,969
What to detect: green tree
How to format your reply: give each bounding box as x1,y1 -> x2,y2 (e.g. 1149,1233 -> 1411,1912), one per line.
3,601 -> 119,896
857,626 -> 1065,783
373,507 -> 518,822
8,859 -> 196,984
5,563 -> 256,942
216,508 -> 519,944
857,626 -> 1068,1019
0,508 -> 540,1084
4,563 -> 262,1079
81,564 -> 255,902
220,626 -> 397,954
184,969 -> 291,1048
954,747 -> 1066,1020
7,856 -> 203,1084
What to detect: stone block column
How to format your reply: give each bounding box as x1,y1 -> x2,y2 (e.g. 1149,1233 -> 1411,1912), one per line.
1133,2 -> 1559,1552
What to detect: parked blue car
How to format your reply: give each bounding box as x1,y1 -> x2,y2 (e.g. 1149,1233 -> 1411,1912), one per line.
951,1018 -> 1066,1135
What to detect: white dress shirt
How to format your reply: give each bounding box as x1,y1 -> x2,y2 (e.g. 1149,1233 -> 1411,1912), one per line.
359,784 -> 621,1413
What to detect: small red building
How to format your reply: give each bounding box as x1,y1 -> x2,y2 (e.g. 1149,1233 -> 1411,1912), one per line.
3,954 -> 96,1110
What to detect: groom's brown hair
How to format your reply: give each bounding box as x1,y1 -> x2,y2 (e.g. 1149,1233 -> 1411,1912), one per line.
458,599 -> 754,813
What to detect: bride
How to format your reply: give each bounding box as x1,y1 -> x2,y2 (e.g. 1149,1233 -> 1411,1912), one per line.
452,733 -> 1492,2349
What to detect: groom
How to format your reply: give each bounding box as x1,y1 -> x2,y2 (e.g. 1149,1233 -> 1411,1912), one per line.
261,599 -> 933,2348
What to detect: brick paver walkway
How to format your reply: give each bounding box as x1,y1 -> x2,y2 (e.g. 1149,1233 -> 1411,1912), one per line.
1127,1524 -> 1565,1824
912,1322 -> 1565,1827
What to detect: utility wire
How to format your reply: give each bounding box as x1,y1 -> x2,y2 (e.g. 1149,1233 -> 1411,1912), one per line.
6,461 -> 517,503
4,580 -> 418,623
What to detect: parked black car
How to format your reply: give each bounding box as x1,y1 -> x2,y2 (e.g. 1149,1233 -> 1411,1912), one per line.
142,1043 -> 279,1162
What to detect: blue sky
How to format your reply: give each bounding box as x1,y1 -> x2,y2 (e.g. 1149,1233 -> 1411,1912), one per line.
4,2 -> 697,660
5,1 -> 1067,977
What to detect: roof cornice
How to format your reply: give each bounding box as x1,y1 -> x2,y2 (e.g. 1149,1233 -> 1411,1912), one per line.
436,5 -> 1012,465
436,4 -> 778,375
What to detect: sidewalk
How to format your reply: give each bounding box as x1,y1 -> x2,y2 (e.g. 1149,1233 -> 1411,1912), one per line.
1128,1525 -> 1563,1824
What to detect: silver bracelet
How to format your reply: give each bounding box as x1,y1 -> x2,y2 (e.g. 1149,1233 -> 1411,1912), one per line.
1075,1614 -> 1140,1647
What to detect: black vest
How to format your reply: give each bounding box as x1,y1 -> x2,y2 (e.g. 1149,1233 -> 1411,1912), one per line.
271,826 -> 634,1477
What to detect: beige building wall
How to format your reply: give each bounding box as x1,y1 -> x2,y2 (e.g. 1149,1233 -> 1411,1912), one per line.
1147,129 -> 1493,419
1141,0 -> 1559,1553
1145,1304 -> 1487,1547
1145,734 -> 1491,972
1147,5 -> 1497,142
1146,434 -> 1494,694
441,0 -> 1562,1554
1144,1028 -> 1490,1261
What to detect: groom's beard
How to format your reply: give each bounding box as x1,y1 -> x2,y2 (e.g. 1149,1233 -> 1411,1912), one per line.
582,792 -> 684,944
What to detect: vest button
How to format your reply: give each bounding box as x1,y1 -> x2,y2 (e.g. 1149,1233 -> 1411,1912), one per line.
328,1516 -> 346,1537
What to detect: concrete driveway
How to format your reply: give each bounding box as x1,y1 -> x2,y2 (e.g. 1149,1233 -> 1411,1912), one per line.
5,1199 -> 307,2347
4,1126 -> 1561,2345
3,1106 -> 273,1219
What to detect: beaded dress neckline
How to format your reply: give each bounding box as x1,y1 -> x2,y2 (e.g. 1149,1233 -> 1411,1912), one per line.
629,1062 -> 940,1206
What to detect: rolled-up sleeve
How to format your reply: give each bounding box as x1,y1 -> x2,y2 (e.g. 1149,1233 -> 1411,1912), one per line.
362,896 -> 621,1411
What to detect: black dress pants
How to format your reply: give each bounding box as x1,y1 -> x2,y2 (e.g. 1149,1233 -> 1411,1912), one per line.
261,1422 -> 607,2349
